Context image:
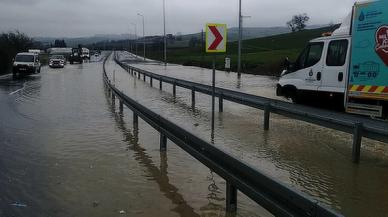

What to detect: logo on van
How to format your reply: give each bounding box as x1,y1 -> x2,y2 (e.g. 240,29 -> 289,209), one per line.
375,25 -> 388,66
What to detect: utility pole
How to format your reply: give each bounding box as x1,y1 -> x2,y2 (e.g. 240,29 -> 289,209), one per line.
138,13 -> 146,61
131,22 -> 138,57
163,0 -> 167,65
129,26 -> 132,53
237,0 -> 242,78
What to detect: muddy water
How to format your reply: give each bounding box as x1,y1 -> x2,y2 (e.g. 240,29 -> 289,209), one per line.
1,51 -> 388,217
112,52 -> 388,217
0,54 -> 269,217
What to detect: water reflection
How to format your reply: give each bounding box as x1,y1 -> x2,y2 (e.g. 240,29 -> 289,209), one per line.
104,89 -> 200,217
0,74 -> 41,93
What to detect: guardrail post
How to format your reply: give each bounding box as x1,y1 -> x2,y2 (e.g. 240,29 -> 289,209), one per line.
226,182 -> 237,212
173,82 -> 176,97
219,93 -> 223,112
138,72 -> 141,79
191,88 -> 195,108
150,77 -> 153,87
159,79 -> 163,90
119,100 -> 123,114
143,74 -> 146,81
264,103 -> 271,131
352,122 -> 363,163
160,133 -> 167,152
133,113 -> 138,128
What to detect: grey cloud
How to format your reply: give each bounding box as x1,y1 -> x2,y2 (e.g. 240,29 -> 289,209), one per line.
0,0 -> 357,37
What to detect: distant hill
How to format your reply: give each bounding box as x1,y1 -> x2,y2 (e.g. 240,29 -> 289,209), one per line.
34,34 -> 135,48
146,25 -> 341,76
167,25 -> 330,48
34,25 -> 329,49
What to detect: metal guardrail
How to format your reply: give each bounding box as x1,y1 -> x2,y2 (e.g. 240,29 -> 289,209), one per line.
104,53 -> 342,217
114,53 -> 388,164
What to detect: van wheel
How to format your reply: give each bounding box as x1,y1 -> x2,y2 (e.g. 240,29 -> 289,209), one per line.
38,67 -> 41,73
12,72 -> 17,79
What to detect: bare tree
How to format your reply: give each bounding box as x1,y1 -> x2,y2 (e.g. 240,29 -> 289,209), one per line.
287,14 -> 310,32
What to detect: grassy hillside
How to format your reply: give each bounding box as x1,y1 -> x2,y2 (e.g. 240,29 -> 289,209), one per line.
147,25 -> 339,76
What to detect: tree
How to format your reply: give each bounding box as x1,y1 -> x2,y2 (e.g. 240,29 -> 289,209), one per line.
0,31 -> 34,73
287,14 -> 310,32
54,39 -> 67,47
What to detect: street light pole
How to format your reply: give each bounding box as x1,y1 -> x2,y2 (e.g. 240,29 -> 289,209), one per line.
138,13 -> 146,61
237,0 -> 242,78
163,0 -> 167,65
131,22 -> 138,57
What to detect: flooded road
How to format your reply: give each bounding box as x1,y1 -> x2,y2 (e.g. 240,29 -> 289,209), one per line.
0,52 -> 388,217
112,52 -> 388,217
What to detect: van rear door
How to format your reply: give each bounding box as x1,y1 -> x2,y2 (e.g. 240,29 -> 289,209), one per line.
319,39 -> 350,93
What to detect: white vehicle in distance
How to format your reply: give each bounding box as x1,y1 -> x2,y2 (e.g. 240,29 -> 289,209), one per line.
49,55 -> 66,68
12,52 -> 41,78
81,48 -> 90,60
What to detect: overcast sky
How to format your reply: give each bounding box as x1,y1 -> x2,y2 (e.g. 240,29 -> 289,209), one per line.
0,0 -> 356,37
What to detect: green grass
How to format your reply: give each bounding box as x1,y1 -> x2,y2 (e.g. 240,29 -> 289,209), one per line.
147,26 -> 339,76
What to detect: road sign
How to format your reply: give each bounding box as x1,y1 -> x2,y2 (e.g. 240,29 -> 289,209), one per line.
205,23 -> 227,53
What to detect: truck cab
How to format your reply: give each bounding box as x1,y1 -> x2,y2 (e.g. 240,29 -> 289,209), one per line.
277,35 -> 351,105
81,48 -> 90,60
69,47 -> 83,64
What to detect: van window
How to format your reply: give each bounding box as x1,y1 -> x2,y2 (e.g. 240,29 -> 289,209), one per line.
326,40 -> 348,66
295,42 -> 324,70
305,43 -> 324,68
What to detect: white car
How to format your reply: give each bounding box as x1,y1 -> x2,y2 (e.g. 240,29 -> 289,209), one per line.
49,55 -> 66,68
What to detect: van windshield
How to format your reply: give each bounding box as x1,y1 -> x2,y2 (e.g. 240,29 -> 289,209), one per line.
15,55 -> 34,62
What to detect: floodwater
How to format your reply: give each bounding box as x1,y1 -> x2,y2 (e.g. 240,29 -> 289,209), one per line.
0,52 -> 388,217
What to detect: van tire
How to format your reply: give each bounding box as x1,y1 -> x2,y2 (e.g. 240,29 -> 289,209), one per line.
282,86 -> 300,103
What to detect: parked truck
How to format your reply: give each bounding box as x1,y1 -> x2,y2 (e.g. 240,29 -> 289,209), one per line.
277,0 -> 388,118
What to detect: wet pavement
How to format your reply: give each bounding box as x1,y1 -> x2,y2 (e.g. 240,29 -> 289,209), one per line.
0,52 -> 388,217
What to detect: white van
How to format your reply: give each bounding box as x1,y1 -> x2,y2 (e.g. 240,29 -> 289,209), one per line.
12,52 -> 41,77
276,35 -> 350,104
277,14 -> 352,106
277,1 -> 388,118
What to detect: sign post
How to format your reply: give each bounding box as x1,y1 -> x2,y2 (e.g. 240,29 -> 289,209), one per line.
205,23 -> 227,139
